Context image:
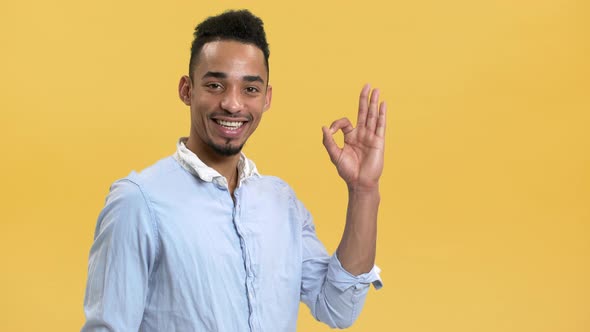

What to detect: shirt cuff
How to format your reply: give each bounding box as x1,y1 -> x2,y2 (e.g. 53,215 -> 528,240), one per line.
326,253 -> 383,292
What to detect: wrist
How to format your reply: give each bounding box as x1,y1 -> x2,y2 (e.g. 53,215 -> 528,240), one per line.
347,181 -> 379,193
347,184 -> 380,198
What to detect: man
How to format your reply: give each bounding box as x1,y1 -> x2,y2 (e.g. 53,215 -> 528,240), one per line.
82,9 -> 386,331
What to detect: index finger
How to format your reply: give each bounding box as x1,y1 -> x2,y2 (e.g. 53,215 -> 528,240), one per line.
356,84 -> 371,127
376,101 -> 387,137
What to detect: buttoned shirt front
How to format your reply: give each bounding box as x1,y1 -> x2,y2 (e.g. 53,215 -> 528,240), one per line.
82,138 -> 382,331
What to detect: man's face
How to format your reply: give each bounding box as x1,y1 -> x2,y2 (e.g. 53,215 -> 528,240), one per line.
183,40 -> 272,157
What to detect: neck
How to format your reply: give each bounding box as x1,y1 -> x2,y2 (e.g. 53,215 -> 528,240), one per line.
185,136 -> 240,193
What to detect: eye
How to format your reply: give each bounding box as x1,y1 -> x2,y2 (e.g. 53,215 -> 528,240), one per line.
205,82 -> 223,90
245,86 -> 260,94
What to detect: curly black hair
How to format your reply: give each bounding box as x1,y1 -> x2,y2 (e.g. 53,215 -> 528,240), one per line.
188,9 -> 270,81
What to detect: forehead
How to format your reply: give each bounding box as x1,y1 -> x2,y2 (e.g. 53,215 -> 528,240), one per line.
194,40 -> 268,81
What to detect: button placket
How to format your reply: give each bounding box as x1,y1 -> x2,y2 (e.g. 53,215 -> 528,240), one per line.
233,189 -> 258,331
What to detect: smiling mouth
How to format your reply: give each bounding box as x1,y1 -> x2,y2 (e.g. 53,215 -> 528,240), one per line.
215,119 -> 245,130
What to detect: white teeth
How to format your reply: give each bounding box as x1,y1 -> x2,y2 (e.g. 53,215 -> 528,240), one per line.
215,120 -> 244,129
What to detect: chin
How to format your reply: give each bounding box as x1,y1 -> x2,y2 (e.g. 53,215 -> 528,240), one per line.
209,142 -> 244,156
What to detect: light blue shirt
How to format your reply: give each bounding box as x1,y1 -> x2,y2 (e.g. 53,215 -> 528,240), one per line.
82,139 -> 382,331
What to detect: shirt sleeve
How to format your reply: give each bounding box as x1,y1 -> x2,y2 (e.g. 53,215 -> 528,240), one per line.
82,178 -> 159,332
296,198 -> 382,329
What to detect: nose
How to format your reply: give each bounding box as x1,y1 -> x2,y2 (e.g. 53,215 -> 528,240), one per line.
220,87 -> 243,113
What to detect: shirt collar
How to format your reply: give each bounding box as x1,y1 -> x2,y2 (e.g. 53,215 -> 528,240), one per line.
173,137 -> 260,185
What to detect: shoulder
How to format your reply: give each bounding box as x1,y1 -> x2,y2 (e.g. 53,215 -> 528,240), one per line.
96,162 -> 172,242
114,156 -> 193,196
102,156 -> 183,219
127,156 -> 183,186
101,177 -> 154,225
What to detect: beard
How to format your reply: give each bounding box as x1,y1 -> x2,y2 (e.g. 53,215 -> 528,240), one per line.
207,138 -> 244,156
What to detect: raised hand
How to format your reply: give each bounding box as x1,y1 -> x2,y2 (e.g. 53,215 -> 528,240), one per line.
322,84 -> 387,191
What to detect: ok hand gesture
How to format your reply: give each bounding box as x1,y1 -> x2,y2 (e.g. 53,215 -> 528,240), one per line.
322,84 -> 387,191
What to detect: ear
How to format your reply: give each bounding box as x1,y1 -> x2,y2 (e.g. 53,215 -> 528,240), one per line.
263,84 -> 273,112
178,75 -> 192,106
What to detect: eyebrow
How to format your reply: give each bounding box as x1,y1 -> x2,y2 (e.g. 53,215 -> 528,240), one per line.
243,75 -> 265,84
202,71 -> 265,84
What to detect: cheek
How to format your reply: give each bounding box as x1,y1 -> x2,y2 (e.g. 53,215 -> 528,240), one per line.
190,100 -> 213,119
190,108 -> 210,134
248,115 -> 264,133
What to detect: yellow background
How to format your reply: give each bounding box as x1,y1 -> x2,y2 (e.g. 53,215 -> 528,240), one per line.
1,0 -> 589,331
